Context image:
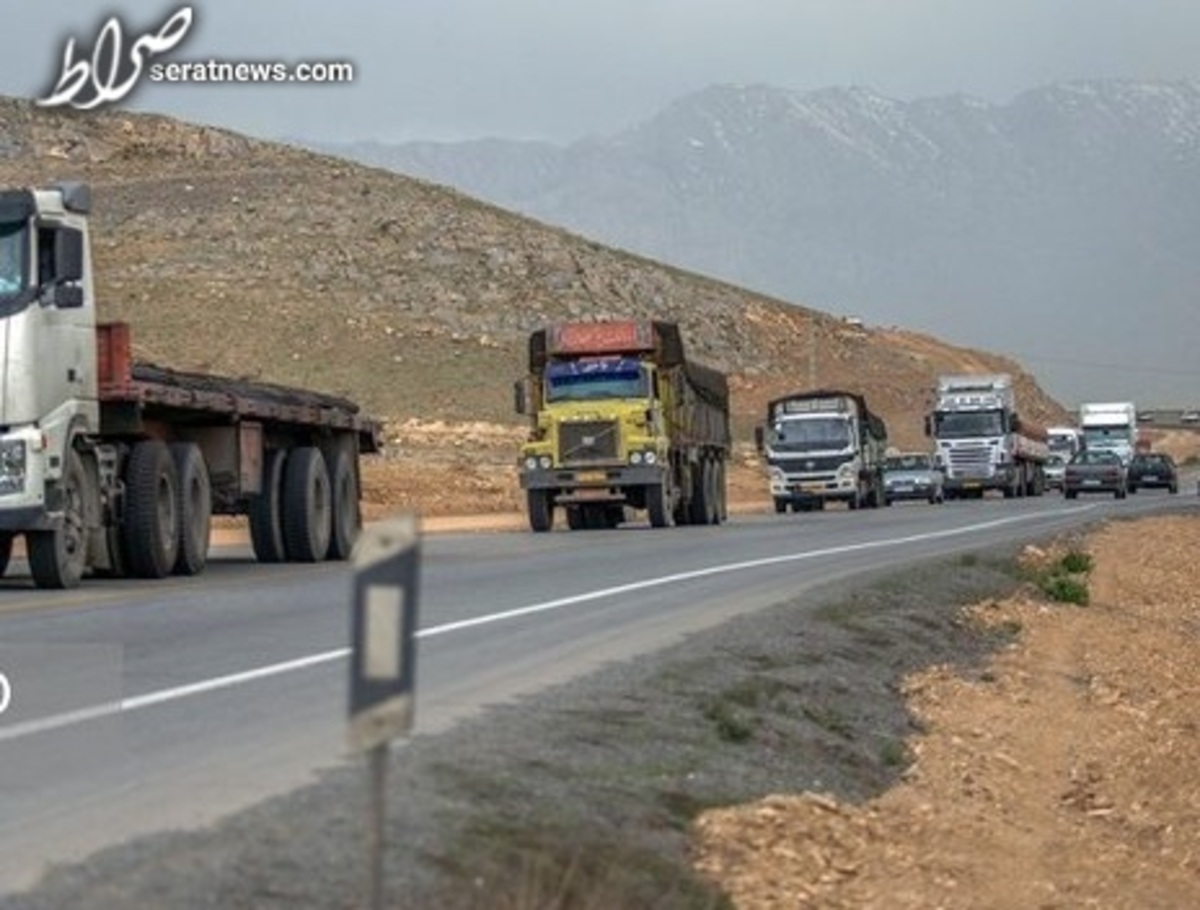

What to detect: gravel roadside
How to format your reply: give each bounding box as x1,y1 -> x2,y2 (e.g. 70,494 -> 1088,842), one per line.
4,545 -> 1044,909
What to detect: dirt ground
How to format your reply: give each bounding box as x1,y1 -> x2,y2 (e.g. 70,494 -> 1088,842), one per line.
692,514 -> 1200,909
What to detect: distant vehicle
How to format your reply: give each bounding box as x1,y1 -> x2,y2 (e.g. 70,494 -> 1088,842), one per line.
1079,402 -> 1137,465
882,453 -> 945,505
1047,426 -> 1085,459
1126,453 -> 1179,494
1181,410 -> 1200,424
1137,411 -> 1155,423
1064,450 -> 1127,500
1043,452 -> 1069,491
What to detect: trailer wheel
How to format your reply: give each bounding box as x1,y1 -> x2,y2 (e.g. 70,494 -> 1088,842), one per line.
249,449 -> 288,564
170,443 -> 211,576
282,446 -> 332,562
326,448 -> 361,561
646,484 -> 670,528
28,449 -> 90,589
0,533 -> 12,578
773,498 -> 787,514
716,461 -> 728,523
527,489 -> 553,532
122,440 -> 180,580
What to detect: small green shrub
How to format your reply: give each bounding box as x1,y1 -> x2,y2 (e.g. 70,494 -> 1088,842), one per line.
1040,573 -> 1089,605
1059,550 -> 1094,574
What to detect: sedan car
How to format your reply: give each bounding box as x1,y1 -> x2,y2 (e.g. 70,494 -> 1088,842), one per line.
1064,450 -> 1127,499
1126,452 -> 1179,494
883,452 -> 945,504
1043,453 -> 1068,491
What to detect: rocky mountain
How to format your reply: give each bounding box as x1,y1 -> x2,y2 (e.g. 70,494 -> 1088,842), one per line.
311,80 -> 1200,406
0,98 -> 1067,454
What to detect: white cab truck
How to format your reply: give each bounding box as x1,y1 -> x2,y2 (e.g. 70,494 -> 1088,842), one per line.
927,374 -> 1048,499
755,389 -> 888,512
1078,402 -> 1137,465
1046,426 -> 1085,459
0,182 -> 381,588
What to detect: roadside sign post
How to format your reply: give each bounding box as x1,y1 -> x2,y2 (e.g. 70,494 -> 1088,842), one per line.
348,515 -> 421,910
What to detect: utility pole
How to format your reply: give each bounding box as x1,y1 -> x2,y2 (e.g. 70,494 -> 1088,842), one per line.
807,317 -> 817,389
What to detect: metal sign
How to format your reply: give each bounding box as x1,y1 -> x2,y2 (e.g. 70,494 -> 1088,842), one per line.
348,514 -> 421,754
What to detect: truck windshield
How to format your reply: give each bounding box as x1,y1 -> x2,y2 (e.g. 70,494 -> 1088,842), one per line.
770,417 -> 851,452
1082,426 -> 1131,446
546,359 -> 648,403
934,410 -> 1004,438
0,221 -> 27,296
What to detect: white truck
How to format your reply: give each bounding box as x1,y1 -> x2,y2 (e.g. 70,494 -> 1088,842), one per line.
1047,426 -> 1085,459
1078,402 -> 1137,465
927,374 -> 1049,499
755,389 -> 888,512
0,182 -> 381,588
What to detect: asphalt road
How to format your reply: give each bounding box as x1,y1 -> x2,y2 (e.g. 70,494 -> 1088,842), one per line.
0,487 -> 1195,893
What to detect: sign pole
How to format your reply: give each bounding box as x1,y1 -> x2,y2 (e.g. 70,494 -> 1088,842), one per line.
367,742 -> 388,910
347,514 -> 421,910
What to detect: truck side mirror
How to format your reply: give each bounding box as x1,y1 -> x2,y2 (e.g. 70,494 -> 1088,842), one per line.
54,228 -> 84,283
753,425 -> 764,452
923,415 -> 932,437
513,379 -> 527,415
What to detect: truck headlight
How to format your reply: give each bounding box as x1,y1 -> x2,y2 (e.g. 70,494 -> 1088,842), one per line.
538,455 -> 552,469
524,456 -> 539,470
643,451 -> 657,465
0,440 -> 27,495
630,451 -> 643,465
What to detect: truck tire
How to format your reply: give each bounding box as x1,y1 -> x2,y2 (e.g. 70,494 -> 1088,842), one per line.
282,446 -> 332,562
646,484 -> 670,528
566,505 -> 584,531
527,489 -> 553,532
326,448 -> 361,561
716,461 -> 728,523
28,448 -> 90,589
170,443 -> 211,576
773,498 -> 787,515
249,449 -> 288,563
0,533 -> 12,578
122,440 -> 181,580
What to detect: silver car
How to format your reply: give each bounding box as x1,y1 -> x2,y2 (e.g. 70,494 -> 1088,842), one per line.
1044,453 -> 1068,491
883,453 -> 945,505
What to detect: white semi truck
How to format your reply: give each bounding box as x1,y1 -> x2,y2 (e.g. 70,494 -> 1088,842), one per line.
0,182 -> 381,588
927,374 -> 1049,499
1047,426 -> 1085,459
755,389 -> 888,512
1078,402 -> 1137,465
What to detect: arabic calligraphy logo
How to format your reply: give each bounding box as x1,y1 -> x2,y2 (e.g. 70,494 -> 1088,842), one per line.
37,7 -> 194,110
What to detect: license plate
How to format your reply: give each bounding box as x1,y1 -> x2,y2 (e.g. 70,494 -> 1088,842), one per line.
802,483 -> 825,492
1083,479 -> 1101,486
577,470 -> 607,483
963,481 -> 981,489
1143,475 -> 1158,482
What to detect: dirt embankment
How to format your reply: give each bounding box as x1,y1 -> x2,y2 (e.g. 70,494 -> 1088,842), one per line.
693,514 -> 1200,909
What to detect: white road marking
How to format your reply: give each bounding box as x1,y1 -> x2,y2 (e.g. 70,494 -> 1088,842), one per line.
0,505 -> 1096,743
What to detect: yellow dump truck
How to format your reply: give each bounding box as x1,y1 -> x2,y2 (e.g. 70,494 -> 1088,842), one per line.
515,320 -> 730,531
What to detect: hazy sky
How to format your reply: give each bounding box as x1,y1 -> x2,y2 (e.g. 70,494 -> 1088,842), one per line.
4,2 -> 1199,405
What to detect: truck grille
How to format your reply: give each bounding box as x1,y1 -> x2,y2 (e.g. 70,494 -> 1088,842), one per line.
558,421 -> 619,464
948,446 -> 993,478
773,455 -> 852,475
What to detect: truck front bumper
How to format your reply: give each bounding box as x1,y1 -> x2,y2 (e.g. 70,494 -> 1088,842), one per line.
520,464 -> 668,504
944,466 -> 1012,494
770,476 -> 857,504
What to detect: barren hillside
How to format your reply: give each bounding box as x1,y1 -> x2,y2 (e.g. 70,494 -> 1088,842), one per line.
0,98 -> 1068,478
